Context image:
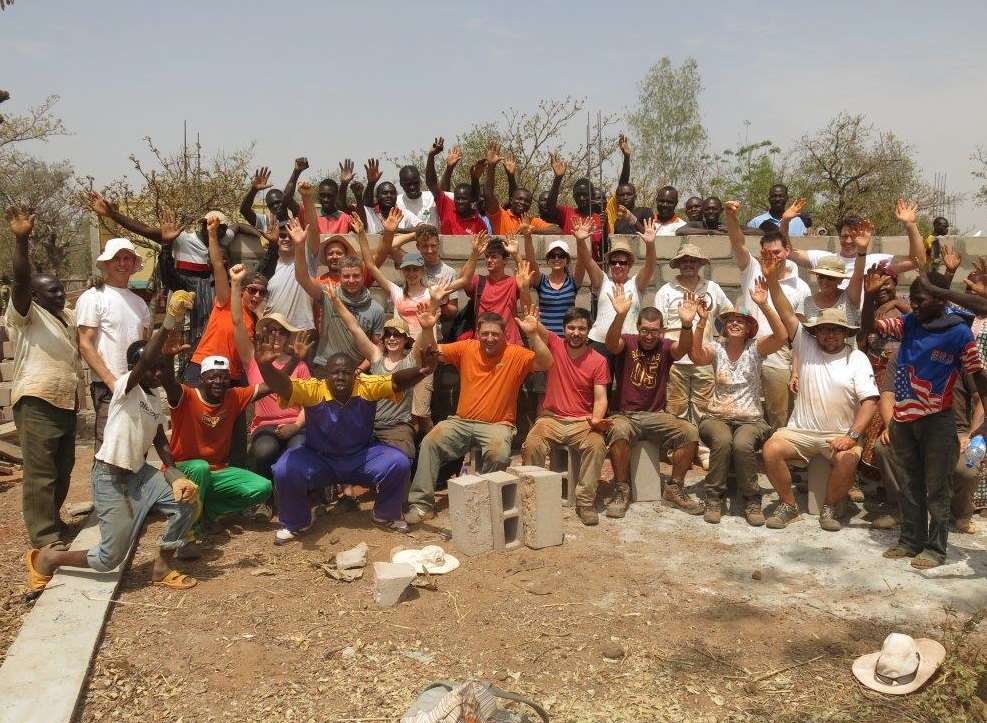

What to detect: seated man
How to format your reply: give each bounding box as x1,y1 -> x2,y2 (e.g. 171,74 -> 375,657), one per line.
27,293 -> 199,592
261,343 -> 436,541
522,308 -> 610,525
605,288 -> 701,515
762,257 -> 879,531
406,310 -> 553,524
161,353 -> 274,526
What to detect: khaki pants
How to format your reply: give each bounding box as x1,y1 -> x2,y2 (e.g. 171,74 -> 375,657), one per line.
761,365 -> 793,430
607,411 -> 699,448
522,416 -> 607,507
665,364 -> 714,421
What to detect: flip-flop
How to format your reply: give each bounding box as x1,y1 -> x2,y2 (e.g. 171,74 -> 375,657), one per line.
25,549 -> 52,593
152,570 -> 197,590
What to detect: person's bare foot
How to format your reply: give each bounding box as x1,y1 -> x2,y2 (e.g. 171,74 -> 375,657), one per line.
150,555 -> 174,583
34,547 -> 57,577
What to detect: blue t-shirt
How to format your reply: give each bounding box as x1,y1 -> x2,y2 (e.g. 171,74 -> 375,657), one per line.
747,212 -> 806,236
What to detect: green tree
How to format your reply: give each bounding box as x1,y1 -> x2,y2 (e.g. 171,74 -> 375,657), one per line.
696,139 -> 786,215
626,57 -> 709,202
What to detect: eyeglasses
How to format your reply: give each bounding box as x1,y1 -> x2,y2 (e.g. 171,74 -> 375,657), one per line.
244,286 -> 268,297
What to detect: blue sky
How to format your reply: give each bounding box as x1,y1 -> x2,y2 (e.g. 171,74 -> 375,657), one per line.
4,0 -> 986,230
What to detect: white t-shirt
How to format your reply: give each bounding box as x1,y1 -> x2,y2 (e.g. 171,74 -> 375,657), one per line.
806,250 -> 893,291
397,192 -> 439,230
654,218 -> 687,236
788,326 -> 878,434
96,372 -> 165,472
589,275 -> 641,343
75,285 -> 152,379
266,248 -> 317,330
655,278 -> 733,365
173,229 -> 234,267
708,340 -> 765,423
739,257 -> 810,369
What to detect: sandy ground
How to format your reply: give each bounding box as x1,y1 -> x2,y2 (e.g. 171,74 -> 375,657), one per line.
2,450 -> 986,721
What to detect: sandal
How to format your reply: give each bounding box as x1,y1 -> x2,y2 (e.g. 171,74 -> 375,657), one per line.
25,549 -> 52,593
372,516 -> 409,533
152,570 -> 197,590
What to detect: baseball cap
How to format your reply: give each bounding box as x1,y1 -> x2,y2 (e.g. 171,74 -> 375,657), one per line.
399,251 -> 426,269
96,237 -> 140,263
200,355 -> 231,374
546,239 -> 572,257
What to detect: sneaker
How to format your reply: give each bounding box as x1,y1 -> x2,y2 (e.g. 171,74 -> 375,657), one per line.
765,502 -> 801,529
703,495 -> 722,524
870,513 -> 899,530
954,517 -> 977,534
404,505 -> 434,525
372,516 -> 409,533
744,498 -> 765,527
882,545 -> 917,559
819,504 -> 841,532
663,483 -> 703,515
274,527 -> 307,546
848,485 -> 865,503
605,482 -> 631,519
576,506 -> 599,526
244,503 -> 274,523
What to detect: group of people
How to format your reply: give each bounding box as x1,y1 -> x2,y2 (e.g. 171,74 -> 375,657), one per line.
8,135 -> 983,594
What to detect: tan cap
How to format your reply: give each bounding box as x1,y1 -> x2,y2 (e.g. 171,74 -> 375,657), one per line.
812,254 -> 851,279
606,238 -> 635,263
669,243 -> 710,268
804,307 -> 858,331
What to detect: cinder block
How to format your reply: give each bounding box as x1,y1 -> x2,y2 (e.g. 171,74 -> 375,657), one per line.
1,341 -> 12,360
507,465 -> 564,549
448,474 -> 495,557
630,440 -> 663,502
0,384 -> 11,408
372,561 -> 416,608
482,470 -> 523,551
806,456 -> 830,515
549,447 -> 582,507
0,362 -> 12,382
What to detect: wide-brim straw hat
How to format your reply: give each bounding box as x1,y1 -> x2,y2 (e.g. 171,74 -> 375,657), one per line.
812,254 -> 851,279
803,307 -> 859,332
669,243 -> 711,268
852,634 -> 945,695
606,238 -> 635,264
715,310 -> 759,339
320,233 -> 356,257
391,545 -> 460,575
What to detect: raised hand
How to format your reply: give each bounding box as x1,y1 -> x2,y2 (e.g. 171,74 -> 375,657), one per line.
162,330 -> 191,358
252,167 -> 272,191
261,211 -> 280,244
503,154 -> 518,176
255,327 -> 281,366
427,280 -> 450,308
550,153 -> 566,178
723,200 -> 740,219
965,268 -> 987,298
470,230 -> 489,257
429,136 -> 445,156
516,304 -> 540,335
895,198 -> 918,225
618,133 -> 631,156
349,210 -> 365,235
365,158 -> 382,185
339,159 -> 355,184
852,219 -> 874,254
383,206 -> 403,233
943,243 -> 962,273
446,144 -> 462,169
286,216 -> 307,246
863,263 -> 885,295
749,276 -> 769,306
166,290 -> 196,319
637,216 -> 657,245
298,179 -> 315,199
6,205 -> 36,237
229,263 -> 248,286
469,158 -> 488,181
572,217 -> 593,243
486,140 -> 502,166
160,209 -> 184,243
206,214 -> 220,238
416,299 -> 438,329
760,251 -> 782,283
503,235 -> 519,257
782,198 -> 806,221
290,330 -> 315,360
678,291 -> 698,326
294,157 -> 309,173
87,190 -> 113,217
609,284 -> 633,317
516,259 -> 532,289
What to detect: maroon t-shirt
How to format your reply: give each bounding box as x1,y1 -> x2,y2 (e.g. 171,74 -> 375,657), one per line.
614,335 -> 675,413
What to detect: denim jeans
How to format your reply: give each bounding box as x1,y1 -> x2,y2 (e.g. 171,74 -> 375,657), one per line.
87,460 -> 196,572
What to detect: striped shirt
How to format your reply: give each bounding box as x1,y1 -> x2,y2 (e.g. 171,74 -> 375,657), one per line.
877,314 -> 983,422
537,272 -> 577,335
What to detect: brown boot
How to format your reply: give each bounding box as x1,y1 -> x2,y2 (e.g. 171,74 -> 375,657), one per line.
576,506 -> 599,526
606,481 -> 631,519
744,496 -> 765,526
663,482 -> 703,515
703,495 -> 722,524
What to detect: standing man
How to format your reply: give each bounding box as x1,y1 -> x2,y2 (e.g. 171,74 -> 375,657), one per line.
545,156 -> 605,260
397,161 -> 440,230
746,184 -> 806,236
358,159 -> 401,234
725,200 -> 811,429
523,309 -> 610,524
605,288 -> 703,516
861,272 -> 987,568
6,207 -> 80,551
605,134 -> 653,235
761,258 -> 879,532
652,186 -> 687,236
676,197 -> 728,235
406,309 -> 554,524
76,236 -> 152,448
483,142 -> 535,236
425,136 -> 487,235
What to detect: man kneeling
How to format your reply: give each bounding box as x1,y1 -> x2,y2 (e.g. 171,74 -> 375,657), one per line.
27,293 -> 199,592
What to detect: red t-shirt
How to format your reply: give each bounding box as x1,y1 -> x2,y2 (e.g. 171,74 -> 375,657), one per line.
468,274 -> 521,344
542,332 -> 609,418
435,192 -> 486,235
614,335 -> 675,414
559,206 -> 603,260
191,298 -> 255,381
169,385 -> 256,469
300,202 -> 351,234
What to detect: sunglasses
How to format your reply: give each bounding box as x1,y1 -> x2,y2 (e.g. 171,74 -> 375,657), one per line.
546,252 -> 568,260
382,329 -> 408,339
244,286 -> 268,297
609,258 -> 631,267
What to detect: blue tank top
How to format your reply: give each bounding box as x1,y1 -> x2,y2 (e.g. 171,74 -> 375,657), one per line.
538,272 -> 577,335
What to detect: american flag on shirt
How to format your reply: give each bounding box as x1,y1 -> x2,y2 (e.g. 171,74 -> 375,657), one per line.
877,316 -> 983,422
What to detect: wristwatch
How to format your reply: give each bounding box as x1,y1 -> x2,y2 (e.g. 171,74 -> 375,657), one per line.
846,430 -> 862,442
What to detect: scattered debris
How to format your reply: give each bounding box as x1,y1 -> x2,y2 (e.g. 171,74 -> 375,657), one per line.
316,542 -> 369,582
751,568 -> 763,581
602,642 -> 626,660
66,501 -> 95,517
372,561 -> 416,608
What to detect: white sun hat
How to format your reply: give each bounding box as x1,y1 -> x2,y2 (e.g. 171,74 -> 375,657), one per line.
852,633 -> 945,695
391,545 -> 460,575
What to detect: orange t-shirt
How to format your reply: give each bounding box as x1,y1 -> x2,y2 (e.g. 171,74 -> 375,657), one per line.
191,298 -> 255,380
439,340 -> 535,424
488,206 -> 523,235
169,385 -> 256,469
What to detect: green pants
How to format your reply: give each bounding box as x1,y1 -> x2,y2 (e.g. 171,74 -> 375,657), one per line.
176,460 -> 272,522
14,397 -> 77,547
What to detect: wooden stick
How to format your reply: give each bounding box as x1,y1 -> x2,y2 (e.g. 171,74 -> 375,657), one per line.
751,653 -> 826,684
81,591 -> 179,610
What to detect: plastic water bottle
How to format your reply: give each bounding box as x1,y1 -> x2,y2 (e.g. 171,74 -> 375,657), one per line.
965,435 -> 986,469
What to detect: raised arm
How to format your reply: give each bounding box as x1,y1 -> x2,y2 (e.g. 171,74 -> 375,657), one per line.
573,217 -> 604,290
671,292 -> 697,361
617,133 -> 631,186
255,326 -> 295,403
329,287 -> 380,364
287,216 -> 324,301
425,136 -> 444,196
894,198 -> 926,271
295,180 -> 321,257
857,266 -> 887,347
751,277 -> 787,357
440,145 -> 462,193
503,154 -> 519,204
518,220 -> 541,287
635,216 -> 658,294
516,259 -> 534,312
517,306 -> 554,372
229,264 -> 255,370
723,200 -> 751,272
545,154 -> 566,221
281,157 -> 308,218
205,214 -> 230,306
240,167 -> 271,227
362,158 -> 381,208
779,198 -> 810,266
916,261 -> 987,316
7,206 -> 34,317
349,180 -> 368,228
847,221 -> 871,308
442,230 -> 486,295
483,142 -> 504,222
689,304 -> 714,366
337,159 -> 354,213
88,191 -> 182,245
128,291 -> 194,394
605,284 -> 633,355
763,255 -> 798,341
356,209 -> 398,294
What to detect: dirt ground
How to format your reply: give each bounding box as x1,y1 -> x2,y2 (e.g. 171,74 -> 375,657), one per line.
2,447 -> 987,722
